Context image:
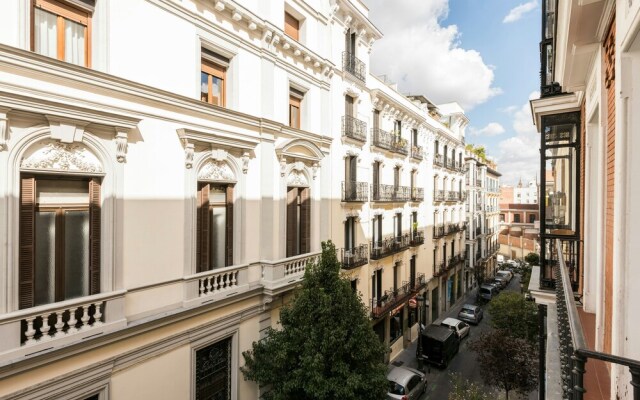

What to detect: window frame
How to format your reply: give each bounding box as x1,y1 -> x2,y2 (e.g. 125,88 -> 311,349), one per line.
31,0 -> 91,67
196,182 -> 234,272
201,58 -> 226,107
284,11 -> 300,41
192,333 -> 237,400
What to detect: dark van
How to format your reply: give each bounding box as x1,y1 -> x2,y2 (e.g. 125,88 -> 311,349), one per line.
417,324 -> 460,368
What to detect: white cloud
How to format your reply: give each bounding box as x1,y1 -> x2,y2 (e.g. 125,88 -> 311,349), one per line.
496,92 -> 540,185
503,1 -> 538,23
367,0 -> 501,111
469,122 -> 506,137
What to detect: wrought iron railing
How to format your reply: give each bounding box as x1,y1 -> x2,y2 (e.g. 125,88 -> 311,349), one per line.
446,191 -> 461,202
411,187 -> 424,201
445,223 -> 459,235
370,281 -> 411,319
342,181 -> 368,202
411,145 -> 423,160
341,244 -> 369,270
342,115 -> 367,142
370,234 -> 410,260
433,225 -> 445,239
411,273 -> 427,292
410,231 -> 424,246
433,153 -> 443,167
370,128 -> 407,155
433,261 -> 446,277
371,183 -> 411,202
553,238 -> 640,399
342,51 -> 366,82
433,190 -> 445,202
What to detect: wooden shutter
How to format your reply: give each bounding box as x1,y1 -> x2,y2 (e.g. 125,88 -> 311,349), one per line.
300,188 -> 310,254
286,188 -> 297,257
19,177 -> 36,309
89,178 -> 101,295
199,183 -> 210,272
225,185 -> 234,267
284,12 -> 299,41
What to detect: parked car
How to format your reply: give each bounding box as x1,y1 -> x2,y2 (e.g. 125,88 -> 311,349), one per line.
386,366 -> 427,400
496,270 -> 513,282
457,304 -> 484,325
441,317 -> 471,340
479,284 -> 499,301
495,275 -> 509,288
417,324 -> 460,368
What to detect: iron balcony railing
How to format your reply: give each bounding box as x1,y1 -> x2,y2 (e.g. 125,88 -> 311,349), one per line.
446,191 -> 461,202
553,238 -> 640,399
371,184 -> 411,202
433,153 -> 443,167
341,181 -> 368,202
370,234 -> 410,260
411,273 -> 426,293
433,260 -> 446,277
370,128 -> 408,155
340,244 -> 369,270
459,221 -> 468,231
411,187 -> 424,202
342,51 -> 366,82
410,231 -> 424,247
433,225 -> 445,239
411,145 -> 423,160
370,281 -> 411,319
446,223 -> 460,235
445,159 -> 455,170
342,115 -> 367,142
433,190 -> 445,202
476,179 -> 482,187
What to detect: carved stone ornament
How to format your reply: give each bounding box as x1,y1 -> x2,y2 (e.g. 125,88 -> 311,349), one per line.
279,156 -> 287,177
184,142 -> 195,169
115,130 -> 128,163
198,159 -> 236,182
0,108 -> 8,151
241,152 -> 250,174
312,162 -> 319,180
21,141 -> 103,173
287,169 -> 309,187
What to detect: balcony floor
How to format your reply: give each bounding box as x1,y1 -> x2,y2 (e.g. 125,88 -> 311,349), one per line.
578,307 -> 611,400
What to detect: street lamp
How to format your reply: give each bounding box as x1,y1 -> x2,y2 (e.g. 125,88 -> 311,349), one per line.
416,294 -> 426,370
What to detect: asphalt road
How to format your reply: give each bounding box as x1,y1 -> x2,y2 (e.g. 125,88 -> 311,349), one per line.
418,275 -> 528,399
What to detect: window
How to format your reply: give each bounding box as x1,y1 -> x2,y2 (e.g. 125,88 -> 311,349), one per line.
32,0 -> 90,67
529,213 -> 536,223
286,187 -> 310,257
412,129 -> 418,147
201,50 -> 229,107
284,11 -> 299,41
500,214 -> 505,222
20,176 -> 101,309
390,309 -> 403,342
350,279 -> 357,292
289,88 -> 304,129
344,216 -> 355,251
196,183 -> 234,271
195,337 -> 232,400
514,214 -> 521,223
345,29 -> 356,55
345,95 -> 354,117
372,215 -> 382,246
394,119 -> 402,135
395,212 -> 402,238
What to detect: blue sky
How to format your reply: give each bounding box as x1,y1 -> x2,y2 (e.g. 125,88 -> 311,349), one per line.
368,0 -> 541,185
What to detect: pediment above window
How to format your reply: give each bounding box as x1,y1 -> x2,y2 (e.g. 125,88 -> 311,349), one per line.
20,140 -> 103,174
286,169 -> 309,187
198,159 -> 236,182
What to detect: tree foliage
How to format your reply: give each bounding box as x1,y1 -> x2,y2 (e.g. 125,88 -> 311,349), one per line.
448,373 -> 493,400
524,252 -> 540,265
241,241 -> 388,400
469,330 -> 538,400
488,291 -> 538,343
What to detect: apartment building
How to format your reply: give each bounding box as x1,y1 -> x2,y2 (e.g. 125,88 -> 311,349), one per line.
530,0 -> 640,398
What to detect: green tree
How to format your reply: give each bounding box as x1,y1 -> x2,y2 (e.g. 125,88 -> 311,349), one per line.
241,241 -> 388,400
469,330 -> 538,400
525,252 -> 540,265
488,292 -> 538,343
448,373 -> 493,400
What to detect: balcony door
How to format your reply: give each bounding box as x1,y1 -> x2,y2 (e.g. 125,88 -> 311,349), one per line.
373,161 -> 380,199
394,166 -> 400,189
373,215 -> 382,247
345,217 -> 356,252
345,156 -> 357,199
345,29 -> 356,55
410,256 -> 416,289
372,269 -> 382,302
396,213 -> 402,240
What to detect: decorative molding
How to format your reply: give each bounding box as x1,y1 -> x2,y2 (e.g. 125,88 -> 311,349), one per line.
287,169 -> 309,187
45,115 -> 89,143
21,141 -> 103,173
184,142 -> 195,169
0,107 -> 9,151
115,129 -> 128,163
198,159 -> 236,182
241,151 -> 250,174
279,156 -> 287,177
312,162 -> 319,180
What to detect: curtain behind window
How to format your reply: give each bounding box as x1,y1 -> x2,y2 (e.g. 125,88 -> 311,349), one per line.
34,8 -> 57,59
64,18 -> 85,66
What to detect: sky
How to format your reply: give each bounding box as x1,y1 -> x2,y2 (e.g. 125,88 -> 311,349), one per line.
367,0 -> 541,186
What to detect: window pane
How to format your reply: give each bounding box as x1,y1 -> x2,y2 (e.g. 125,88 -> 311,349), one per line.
34,8 -> 58,59
35,211 -> 56,306
201,72 -> 209,102
210,207 -> 226,269
64,210 -> 89,300
211,76 -> 223,106
290,105 -> 299,128
195,337 -> 232,400
37,180 -> 89,205
64,18 -> 86,66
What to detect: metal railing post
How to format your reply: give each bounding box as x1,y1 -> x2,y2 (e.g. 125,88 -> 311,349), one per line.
630,367 -> 640,400
572,353 -> 587,400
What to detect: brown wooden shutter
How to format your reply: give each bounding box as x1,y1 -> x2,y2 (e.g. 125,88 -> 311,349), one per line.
286,187 -> 297,257
19,177 -> 36,309
300,187 -> 310,254
199,183 -> 210,272
89,178 -> 101,295
225,185 -> 234,267
284,12 -> 299,41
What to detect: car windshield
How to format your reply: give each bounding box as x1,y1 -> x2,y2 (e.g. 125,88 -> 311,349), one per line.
461,307 -> 474,314
480,288 -> 490,294
388,381 -> 405,395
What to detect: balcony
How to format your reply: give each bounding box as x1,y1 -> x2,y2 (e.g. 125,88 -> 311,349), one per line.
410,187 -> 424,201
342,51 -> 366,82
342,181 -> 368,202
433,225 -> 445,239
433,190 -> 445,202
446,223 -> 460,235
548,239 -> 640,399
445,159 -> 456,171
370,281 -> 411,319
433,261 -> 447,277
184,263 -> 252,307
476,204 -> 482,211
341,244 -> 369,270
433,153 -> 443,167
371,183 -> 411,202
342,115 -> 367,142
262,252 -> 321,292
446,191 -> 461,202
370,234 -> 410,260
411,145 -> 423,160
0,291 -> 126,358
370,128 -> 408,155
475,226 -> 482,236
459,221 -> 468,231
410,273 -> 427,293
476,179 -> 482,187
410,231 -> 425,247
